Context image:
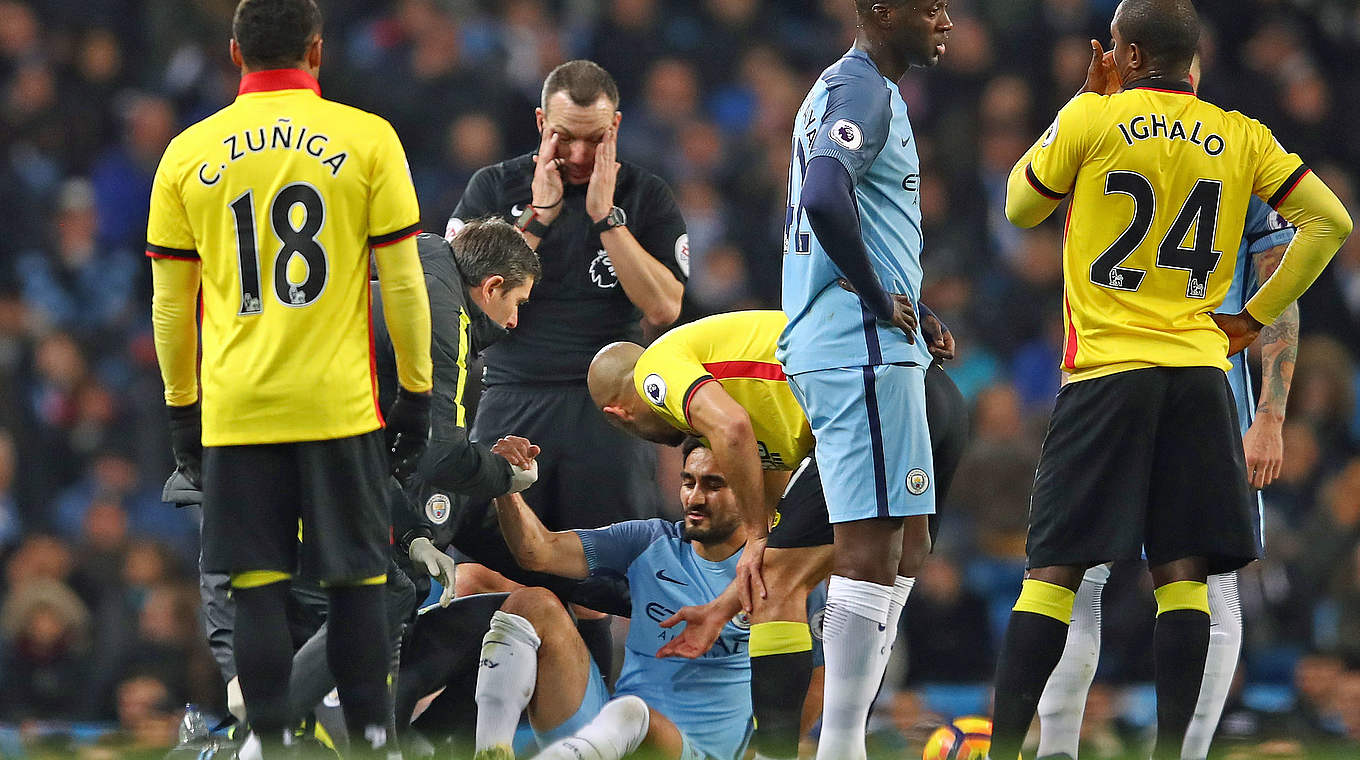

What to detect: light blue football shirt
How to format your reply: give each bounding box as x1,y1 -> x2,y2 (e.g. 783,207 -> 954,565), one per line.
1224,197 -> 1295,434
575,520 -> 754,760
778,47 -> 933,374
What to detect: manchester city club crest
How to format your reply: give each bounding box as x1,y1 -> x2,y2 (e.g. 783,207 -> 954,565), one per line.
907,468 -> 930,496
730,611 -> 752,631
425,493 -> 451,524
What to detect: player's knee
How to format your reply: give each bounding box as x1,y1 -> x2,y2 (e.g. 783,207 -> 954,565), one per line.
502,586 -> 571,633
600,695 -> 650,735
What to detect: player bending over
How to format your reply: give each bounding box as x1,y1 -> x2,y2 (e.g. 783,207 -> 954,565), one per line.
473,437 -> 821,760
588,309 -> 967,759
1033,52 -> 1301,760
987,1 -> 1349,758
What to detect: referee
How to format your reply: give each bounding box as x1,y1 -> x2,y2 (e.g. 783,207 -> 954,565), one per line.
447,60 -> 688,666
147,1 -> 432,756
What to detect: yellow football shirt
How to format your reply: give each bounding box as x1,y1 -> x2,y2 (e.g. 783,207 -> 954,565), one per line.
1014,80 -> 1308,382
147,69 -> 431,445
634,311 -> 813,471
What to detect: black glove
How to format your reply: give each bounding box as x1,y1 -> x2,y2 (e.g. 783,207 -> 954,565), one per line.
167,401 -> 203,488
385,387 -> 432,480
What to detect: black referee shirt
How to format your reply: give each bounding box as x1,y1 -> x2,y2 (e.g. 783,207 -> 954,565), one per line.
449,153 -> 688,385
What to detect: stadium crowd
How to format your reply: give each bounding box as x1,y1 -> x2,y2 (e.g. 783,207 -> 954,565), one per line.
0,0 -> 1358,755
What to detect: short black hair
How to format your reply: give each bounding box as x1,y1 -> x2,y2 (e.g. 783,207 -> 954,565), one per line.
681,437 -> 709,464
232,0 -> 322,70
541,60 -> 620,111
1115,0 -> 1200,73
854,0 -> 912,16
452,218 -> 541,290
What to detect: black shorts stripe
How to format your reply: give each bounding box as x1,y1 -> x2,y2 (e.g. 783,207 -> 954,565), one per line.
1267,164 -> 1310,209
1025,164 -> 1066,200
369,222 -> 422,248
146,243 -> 199,260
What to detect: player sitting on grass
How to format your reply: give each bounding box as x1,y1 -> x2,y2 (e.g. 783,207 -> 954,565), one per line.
473,437 -> 821,760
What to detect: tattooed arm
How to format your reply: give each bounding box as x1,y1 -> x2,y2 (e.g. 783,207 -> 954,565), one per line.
1243,243 -> 1299,489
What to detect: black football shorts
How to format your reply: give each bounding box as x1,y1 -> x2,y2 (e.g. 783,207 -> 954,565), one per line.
201,430 -> 390,584
1027,366 -> 1258,575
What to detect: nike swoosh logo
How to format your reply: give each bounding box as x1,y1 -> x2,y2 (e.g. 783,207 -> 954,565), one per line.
511,204 -> 524,217
655,569 -> 688,586
900,137 -> 911,147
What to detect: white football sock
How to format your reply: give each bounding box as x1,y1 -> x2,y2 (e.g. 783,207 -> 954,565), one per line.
1036,563 -> 1110,759
886,575 -> 916,643
1182,571 -> 1243,760
475,610 -> 542,753
532,695 -> 649,760
814,575 -> 894,760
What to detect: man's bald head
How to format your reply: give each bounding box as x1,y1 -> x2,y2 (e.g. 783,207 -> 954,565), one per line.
588,341 -> 645,408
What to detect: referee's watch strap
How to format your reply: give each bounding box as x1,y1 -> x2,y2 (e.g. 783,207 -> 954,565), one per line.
515,206 -> 552,238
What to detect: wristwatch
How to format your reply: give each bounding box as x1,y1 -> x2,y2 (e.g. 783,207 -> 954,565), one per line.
514,204 -> 553,238
590,206 -> 628,236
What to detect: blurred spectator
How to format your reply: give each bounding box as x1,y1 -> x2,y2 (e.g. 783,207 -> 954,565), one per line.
5,534 -> 75,589
947,383 -> 1041,555
1278,653 -> 1349,739
53,450 -> 193,554
15,179 -> 138,342
0,429 -> 18,550
414,111 -> 505,233
0,577 -> 92,720
89,93 -> 176,252
902,556 -> 996,683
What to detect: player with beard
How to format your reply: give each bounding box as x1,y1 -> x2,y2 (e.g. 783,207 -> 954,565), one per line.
471,438 -> 822,760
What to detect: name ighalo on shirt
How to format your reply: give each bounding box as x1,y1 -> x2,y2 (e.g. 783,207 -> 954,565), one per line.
1116,114 -> 1226,156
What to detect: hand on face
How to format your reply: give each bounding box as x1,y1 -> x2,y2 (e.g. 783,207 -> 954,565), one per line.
587,127 -> 620,223
1080,39 -> 1122,96
531,130 -> 565,225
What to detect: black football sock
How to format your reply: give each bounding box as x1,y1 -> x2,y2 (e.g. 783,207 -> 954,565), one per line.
327,582 -> 393,757
750,648 -> 815,759
232,579 -> 294,753
576,615 -> 615,687
990,579 -> 1078,760
1152,609 -> 1211,759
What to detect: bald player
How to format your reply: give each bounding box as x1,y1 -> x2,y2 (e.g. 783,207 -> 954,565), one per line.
589,309 -> 967,760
